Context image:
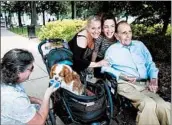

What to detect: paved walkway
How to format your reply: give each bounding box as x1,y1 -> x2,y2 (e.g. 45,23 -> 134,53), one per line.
1,28 -> 64,125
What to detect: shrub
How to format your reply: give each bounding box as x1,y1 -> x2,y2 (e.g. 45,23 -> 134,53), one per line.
165,24 -> 171,36
9,26 -> 41,37
38,19 -> 86,42
131,24 -> 171,36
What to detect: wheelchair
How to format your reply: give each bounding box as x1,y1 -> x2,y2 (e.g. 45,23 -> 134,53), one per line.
103,72 -> 137,125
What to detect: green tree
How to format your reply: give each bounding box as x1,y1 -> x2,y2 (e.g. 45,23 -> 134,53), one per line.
30,1 -> 37,25
71,1 -> 76,19
10,1 -> 29,27
48,1 -> 70,20
126,1 -> 171,35
36,1 -> 49,25
1,1 -> 11,27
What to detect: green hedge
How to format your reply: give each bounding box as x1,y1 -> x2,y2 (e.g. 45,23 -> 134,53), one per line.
38,21 -> 171,62
38,19 -> 86,42
131,24 -> 171,36
9,26 -> 41,37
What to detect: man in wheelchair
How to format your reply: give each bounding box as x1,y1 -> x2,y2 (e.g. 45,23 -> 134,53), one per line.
101,21 -> 171,125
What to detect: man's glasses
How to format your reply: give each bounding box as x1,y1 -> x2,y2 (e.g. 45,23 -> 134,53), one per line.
27,65 -> 34,72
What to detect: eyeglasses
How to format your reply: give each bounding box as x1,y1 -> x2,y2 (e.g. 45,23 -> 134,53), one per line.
27,65 -> 34,72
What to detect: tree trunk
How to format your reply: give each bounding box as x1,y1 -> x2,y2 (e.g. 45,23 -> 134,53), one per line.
162,18 -> 170,35
126,15 -> 128,22
101,1 -> 110,13
42,10 -> 45,25
31,1 -> 37,25
4,10 -> 8,28
8,11 -> 12,26
161,2 -> 171,35
71,1 -> 76,19
56,12 -> 60,20
18,11 -> 23,27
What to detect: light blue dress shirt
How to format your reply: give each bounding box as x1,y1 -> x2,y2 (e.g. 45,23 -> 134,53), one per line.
101,40 -> 159,81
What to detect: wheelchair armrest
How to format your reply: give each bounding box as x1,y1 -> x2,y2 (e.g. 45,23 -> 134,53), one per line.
103,72 -> 118,95
104,72 -> 117,82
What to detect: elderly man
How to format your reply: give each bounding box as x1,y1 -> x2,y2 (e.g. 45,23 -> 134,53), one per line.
102,21 -> 171,125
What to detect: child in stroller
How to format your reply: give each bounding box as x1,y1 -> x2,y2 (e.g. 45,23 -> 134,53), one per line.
38,38 -> 114,125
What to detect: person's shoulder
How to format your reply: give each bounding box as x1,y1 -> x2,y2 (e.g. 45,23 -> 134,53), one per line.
77,29 -> 87,37
132,40 -> 145,46
112,42 -> 121,47
97,35 -> 104,41
2,84 -> 26,98
1,84 -> 14,93
106,42 -> 120,50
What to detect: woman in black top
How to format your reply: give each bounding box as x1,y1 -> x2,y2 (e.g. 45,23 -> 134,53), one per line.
68,15 -> 109,74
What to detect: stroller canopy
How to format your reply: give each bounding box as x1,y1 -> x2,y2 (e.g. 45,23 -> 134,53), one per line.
46,47 -> 73,71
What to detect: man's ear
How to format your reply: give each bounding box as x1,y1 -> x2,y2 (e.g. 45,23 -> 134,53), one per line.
114,33 -> 119,40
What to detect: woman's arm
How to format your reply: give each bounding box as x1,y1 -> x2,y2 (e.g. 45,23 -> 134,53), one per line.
27,84 -> 58,125
91,51 -> 98,62
89,59 -> 109,68
91,36 -> 102,62
76,35 -> 109,68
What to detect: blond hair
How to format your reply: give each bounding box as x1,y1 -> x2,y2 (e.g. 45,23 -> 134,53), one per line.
86,15 -> 101,49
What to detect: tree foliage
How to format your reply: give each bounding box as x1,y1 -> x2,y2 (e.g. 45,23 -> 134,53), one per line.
47,1 -> 70,19
1,1 -> 170,34
124,1 -> 171,35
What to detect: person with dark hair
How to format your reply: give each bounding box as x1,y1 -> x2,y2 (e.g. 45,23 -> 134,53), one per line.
68,15 -> 109,75
1,49 -> 58,125
102,21 -> 171,125
90,13 -> 117,78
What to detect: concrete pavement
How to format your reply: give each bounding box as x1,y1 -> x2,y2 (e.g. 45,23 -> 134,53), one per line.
1,28 -> 64,125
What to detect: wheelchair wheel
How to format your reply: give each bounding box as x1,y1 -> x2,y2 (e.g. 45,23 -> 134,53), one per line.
45,109 -> 56,125
95,80 -> 114,125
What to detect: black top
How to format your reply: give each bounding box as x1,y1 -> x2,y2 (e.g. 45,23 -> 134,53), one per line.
68,34 -> 93,73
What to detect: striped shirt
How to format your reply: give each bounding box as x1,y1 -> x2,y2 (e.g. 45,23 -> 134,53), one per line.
94,35 -> 115,58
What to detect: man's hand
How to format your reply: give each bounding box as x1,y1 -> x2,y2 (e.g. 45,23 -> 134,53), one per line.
126,76 -> 137,83
99,59 -> 110,67
119,73 -> 136,83
148,78 -> 158,93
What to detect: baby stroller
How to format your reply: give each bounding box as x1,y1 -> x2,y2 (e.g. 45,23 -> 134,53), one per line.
38,38 -> 114,125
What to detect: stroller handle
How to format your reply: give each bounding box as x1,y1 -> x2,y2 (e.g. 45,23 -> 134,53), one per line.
38,38 -> 65,57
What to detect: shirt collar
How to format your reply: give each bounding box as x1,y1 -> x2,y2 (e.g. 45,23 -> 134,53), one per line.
117,40 -> 133,48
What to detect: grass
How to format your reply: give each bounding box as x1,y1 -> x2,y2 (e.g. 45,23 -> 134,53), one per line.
9,26 -> 41,38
